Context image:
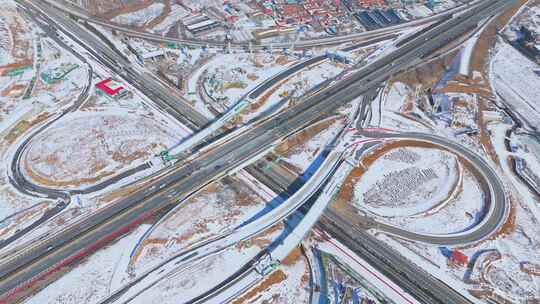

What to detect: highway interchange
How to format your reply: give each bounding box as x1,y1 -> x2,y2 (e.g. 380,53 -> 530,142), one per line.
41,0 -> 474,50
0,0 -> 517,303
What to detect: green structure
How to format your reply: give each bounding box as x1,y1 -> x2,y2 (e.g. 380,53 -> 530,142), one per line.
41,63 -> 79,84
6,65 -> 32,77
166,42 -> 178,49
159,150 -> 175,163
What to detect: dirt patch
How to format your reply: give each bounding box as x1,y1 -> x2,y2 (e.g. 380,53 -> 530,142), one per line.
143,0 -> 171,30
471,0 -> 530,72
247,74 -> 259,81
275,116 -> 343,158
245,77 -> 291,115
275,55 -> 293,66
2,112 -> 51,145
8,13 -> 33,63
239,222 -> 284,251
472,0 -> 530,165
281,247 -> 302,266
1,83 -> 26,97
231,270 -> 287,304
88,0 -> 153,19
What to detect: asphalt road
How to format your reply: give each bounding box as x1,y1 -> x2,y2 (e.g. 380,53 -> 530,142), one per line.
357,131 -> 508,245
23,0 -> 210,130
3,0 -> 395,258
0,0 -> 514,301
319,210 -> 474,304
103,1 -> 515,302
0,10 -> 93,250
169,1 -> 515,301
42,0 -> 470,50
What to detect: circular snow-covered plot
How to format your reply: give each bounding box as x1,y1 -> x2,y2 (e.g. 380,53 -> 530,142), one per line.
354,146 -> 460,217
23,113 -> 178,188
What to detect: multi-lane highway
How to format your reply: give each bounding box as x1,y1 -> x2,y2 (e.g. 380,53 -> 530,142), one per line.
0,13 -> 95,249
3,0 -> 397,257
20,0 -> 210,130
241,155 -> 477,304
125,1 -> 516,301
39,0 -> 475,50
0,0 -> 515,302
167,33 -> 397,157
99,142 -> 346,304
319,210 -> 475,304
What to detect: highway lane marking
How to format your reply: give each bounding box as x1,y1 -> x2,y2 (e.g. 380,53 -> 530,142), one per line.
313,229 -> 416,304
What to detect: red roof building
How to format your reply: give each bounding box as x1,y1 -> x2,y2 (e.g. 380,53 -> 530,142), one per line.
451,250 -> 469,266
95,78 -> 125,96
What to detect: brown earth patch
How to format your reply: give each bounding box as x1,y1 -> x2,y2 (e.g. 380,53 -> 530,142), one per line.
1,83 -> 26,97
143,0 -> 171,30
275,55 -> 293,66
281,247 -> 302,266
231,270 -> 287,304
391,53 -> 457,90
90,0 -> 153,19
275,116 -> 343,158
2,112 -> 51,144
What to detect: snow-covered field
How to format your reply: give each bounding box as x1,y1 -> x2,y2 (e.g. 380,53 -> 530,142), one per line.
504,3 -> 540,39
383,82 -> 414,113
129,175 -> 270,276
2,1 -> 539,303
0,12 -> 88,220
235,247 -> 311,303
117,223 -> 285,304
276,116 -> 347,173
353,146 -> 460,217
150,4 -> 190,35
25,225 -> 150,304
23,111 -> 179,188
0,14 -> 12,66
380,169 -> 484,234
112,3 -> 165,28
491,42 -> 540,131
239,60 -> 348,124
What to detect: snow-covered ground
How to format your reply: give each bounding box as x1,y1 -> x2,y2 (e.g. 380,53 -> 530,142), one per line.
353,146 -> 460,217
150,4 -> 190,35
234,246 -> 311,303
201,52 -> 296,112
380,169 -> 484,234
129,175 -> 270,276
491,42 -> 540,131
276,116 -> 347,173
459,30 -> 482,76
241,60 -> 347,123
25,225 -> 150,304
0,15 -> 88,220
23,111 -> 181,188
3,2 -> 539,303
115,223 -> 285,304
383,82 -> 414,113
504,3 -> 540,39
111,3 -> 165,28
